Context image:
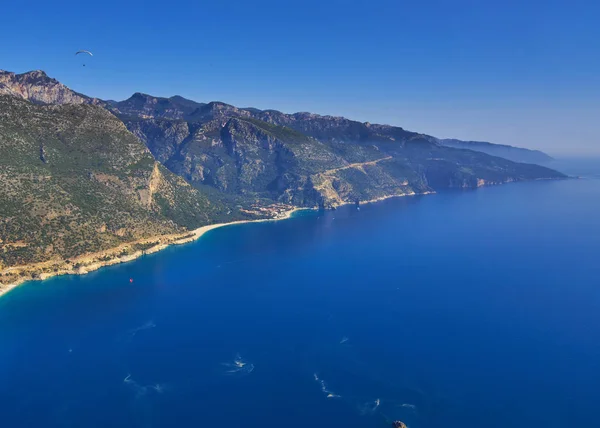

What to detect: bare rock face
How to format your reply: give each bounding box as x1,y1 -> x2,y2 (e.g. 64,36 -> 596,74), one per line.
0,70 -> 98,105
127,119 -> 191,163
122,109 -> 565,209
0,70 -> 565,208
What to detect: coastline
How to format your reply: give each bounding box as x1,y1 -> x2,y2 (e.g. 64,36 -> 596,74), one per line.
0,190 -> 433,298
0,207 -> 306,298
339,190 -> 435,208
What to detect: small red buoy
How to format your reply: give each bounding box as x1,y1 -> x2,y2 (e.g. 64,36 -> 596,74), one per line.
129,278 -> 134,283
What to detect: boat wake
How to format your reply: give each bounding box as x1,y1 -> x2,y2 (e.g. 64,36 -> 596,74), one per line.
222,354 -> 255,376
313,373 -> 341,399
130,320 -> 156,336
123,374 -> 167,398
399,403 -> 416,411
120,320 -> 156,342
358,398 -> 381,415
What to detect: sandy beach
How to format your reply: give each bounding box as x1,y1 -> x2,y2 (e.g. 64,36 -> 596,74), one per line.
0,207 -> 305,298
0,190 -> 433,298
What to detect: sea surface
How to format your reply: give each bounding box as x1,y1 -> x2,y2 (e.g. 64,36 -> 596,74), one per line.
1,160 -> 600,428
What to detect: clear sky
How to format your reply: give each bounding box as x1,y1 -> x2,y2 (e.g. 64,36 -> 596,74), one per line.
1,0 -> 598,155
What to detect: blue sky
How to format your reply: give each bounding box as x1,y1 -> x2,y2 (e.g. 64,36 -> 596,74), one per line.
1,0 -> 598,155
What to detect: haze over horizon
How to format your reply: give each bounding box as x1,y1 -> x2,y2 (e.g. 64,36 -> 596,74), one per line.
1,0 -> 598,156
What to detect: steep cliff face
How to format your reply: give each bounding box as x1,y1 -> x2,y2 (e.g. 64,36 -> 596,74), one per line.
122,108 -> 564,208
158,117 -> 325,201
127,119 -> 192,163
0,95 -> 230,268
112,93 -> 558,166
0,70 -> 99,105
113,94 -> 422,145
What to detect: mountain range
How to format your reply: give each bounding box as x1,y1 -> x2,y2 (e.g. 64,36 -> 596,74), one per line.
437,139 -> 553,164
0,69 -> 566,285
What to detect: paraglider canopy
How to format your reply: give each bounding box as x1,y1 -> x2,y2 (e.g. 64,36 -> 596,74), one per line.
75,50 -> 93,56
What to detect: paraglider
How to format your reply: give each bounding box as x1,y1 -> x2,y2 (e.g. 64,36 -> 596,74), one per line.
75,50 -> 93,67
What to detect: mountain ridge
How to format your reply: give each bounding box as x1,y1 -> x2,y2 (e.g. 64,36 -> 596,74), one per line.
0,69 -> 566,289
111,92 -> 554,164
0,70 -> 103,106
438,138 -> 553,164
0,92 -> 268,290
0,70 -> 552,163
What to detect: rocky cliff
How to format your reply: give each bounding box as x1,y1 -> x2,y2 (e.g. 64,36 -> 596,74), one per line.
0,70 -> 103,105
117,96 -> 564,208
111,92 -> 555,164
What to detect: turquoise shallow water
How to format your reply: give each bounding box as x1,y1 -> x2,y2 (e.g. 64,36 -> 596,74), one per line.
1,168 -> 600,428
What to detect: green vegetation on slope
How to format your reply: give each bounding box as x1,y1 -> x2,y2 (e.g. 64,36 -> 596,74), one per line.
0,95 -> 232,268
125,113 -> 566,209
0,72 -> 568,272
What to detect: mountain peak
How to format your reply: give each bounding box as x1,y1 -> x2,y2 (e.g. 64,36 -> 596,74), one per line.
0,68 -> 555,165
206,101 -> 234,109
0,69 -> 89,105
25,69 -> 47,77
114,92 -> 204,120
129,92 -> 153,100
169,95 -> 194,102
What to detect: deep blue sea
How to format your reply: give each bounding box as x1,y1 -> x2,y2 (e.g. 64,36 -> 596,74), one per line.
1,160 -> 600,428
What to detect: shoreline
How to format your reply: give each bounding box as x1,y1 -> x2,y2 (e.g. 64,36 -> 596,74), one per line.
0,207 -> 307,298
0,190 -> 434,298
338,190 -> 436,208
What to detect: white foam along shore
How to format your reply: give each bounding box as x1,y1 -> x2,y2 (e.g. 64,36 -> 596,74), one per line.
0,190 -> 434,298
